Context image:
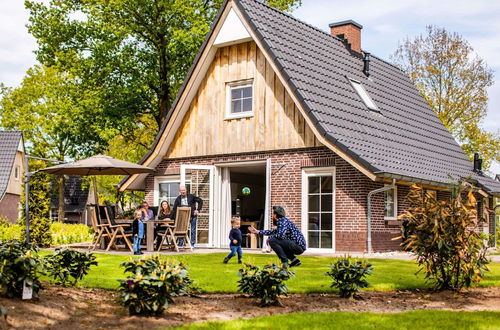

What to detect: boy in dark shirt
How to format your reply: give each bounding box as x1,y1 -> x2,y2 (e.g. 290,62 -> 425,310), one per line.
223,216 -> 244,264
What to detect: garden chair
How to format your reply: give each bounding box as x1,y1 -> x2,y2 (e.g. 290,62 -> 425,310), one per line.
103,207 -> 134,252
157,207 -> 192,252
88,205 -> 112,251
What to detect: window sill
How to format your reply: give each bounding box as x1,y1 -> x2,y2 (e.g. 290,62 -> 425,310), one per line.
225,112 -> 253,120
384,219 -> 401,226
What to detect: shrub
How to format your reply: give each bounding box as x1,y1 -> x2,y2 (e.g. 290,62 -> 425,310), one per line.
237,262 -> 294,306
400,183 -> 490,291
325,257 -> 373,298
0,240 -> 43,298
44,248 -> 98,286
0,223 -> 23,242
118,255 -> 194,316
50,223 -> 93,245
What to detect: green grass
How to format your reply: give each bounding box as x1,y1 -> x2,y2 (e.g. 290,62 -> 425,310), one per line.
175,311 -> 500,329
38,251 -> 500,292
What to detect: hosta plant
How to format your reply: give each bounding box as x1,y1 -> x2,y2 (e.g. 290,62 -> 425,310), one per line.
399,182 -> 490,291
237,262 -> 294,306
325,257 -> 373,298
118,255 -> 194,316
44,248 -> 98,286
0,240 -> 43,298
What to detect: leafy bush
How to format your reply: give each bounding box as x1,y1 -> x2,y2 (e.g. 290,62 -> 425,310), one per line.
400,183 -> 490,291
118,255 -> 194,316
24,217 -> 52,247
237,262 -> 294,306
325,257 -> 373,298
44,248 -> 98,286
0,240 -> 43,298
0,223 -> 23,242
50,223 -> 93,245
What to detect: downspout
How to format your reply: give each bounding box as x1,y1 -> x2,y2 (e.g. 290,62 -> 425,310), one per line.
367,179 -> 396,254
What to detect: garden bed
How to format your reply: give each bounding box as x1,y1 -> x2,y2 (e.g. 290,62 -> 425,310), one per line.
1,284 -> 499,329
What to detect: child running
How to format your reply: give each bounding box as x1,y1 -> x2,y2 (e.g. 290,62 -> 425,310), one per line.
223,216 -> 244,264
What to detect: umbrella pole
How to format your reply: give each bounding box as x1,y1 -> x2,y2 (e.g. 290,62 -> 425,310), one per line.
92,176 -> 99,206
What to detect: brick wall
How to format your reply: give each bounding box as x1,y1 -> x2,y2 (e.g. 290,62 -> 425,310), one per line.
145,147 -> 407,252
0,193 -> 21,223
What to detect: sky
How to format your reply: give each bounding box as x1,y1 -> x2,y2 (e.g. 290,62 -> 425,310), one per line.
0,0 -> 499,173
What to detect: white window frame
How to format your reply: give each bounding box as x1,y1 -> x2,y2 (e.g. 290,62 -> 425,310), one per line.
225,79 -> 254,120
384,185 -> 398,220
301,167 -> 336,252
348,77 -> 379,111
153,175 -> 191,207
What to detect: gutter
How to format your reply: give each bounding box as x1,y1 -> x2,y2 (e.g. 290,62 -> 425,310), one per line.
367,179 -> 396,254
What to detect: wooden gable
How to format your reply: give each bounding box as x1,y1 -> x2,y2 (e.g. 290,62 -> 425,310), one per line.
165,41 -> 321,159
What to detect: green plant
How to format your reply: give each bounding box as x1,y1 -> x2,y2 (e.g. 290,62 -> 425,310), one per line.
325,257 -> 373,298
237,262 -> 294,306
118,255 -> 195,316
50,223 -> 93,245
0,223 -> 23,242
44,248 -> 98,286
400,183 -> 490,291
0,240 -> 43,298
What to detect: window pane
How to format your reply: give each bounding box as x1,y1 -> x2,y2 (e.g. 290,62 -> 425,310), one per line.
231,100 -> 241,113
242,98 -> 252,112
321,176 -> 332,193
308,195 -> 319,212
320,232 -> 332,248
308,177 -> 320,193
308,213 -> 320,230
242,86 -> 252,98
384,189 -> 395,217
320,213 -> 332,230
308,231 -> 319,248
321,195 -> 332,212
231,88 -> 241,99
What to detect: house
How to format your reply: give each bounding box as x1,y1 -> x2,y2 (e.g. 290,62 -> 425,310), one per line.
119,0 -> 500,252
0,131 -> 25,223
50,175 -> 90,223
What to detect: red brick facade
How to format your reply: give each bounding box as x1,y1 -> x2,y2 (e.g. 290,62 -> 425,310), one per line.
0,193 -> 21,223
144,146 -> 411,252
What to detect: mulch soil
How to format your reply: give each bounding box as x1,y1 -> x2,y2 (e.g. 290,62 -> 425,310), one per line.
1,284 -> 499,329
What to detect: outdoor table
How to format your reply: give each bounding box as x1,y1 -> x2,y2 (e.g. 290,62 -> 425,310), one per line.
241,221 -> 259,249
146,219 -> 173,252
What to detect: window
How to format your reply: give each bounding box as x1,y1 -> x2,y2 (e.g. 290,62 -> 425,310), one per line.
14,165 -> 20,180
155,177 -> 191,207
384,186 -> 397,219
226,80 -> 253,119
348,78 -> 379,111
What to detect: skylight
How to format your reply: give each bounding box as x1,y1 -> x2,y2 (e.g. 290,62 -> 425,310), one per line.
348,78 -> 379,111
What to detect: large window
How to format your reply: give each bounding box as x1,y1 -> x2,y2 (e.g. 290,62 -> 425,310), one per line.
384,186 -> 397,219
226,80 -> 253,119
304,170 -> 335,249
156,177 -> 191,207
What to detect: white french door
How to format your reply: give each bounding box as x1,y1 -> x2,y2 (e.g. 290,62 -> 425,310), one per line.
301,167 -> 336,252
180,165 -> 215,247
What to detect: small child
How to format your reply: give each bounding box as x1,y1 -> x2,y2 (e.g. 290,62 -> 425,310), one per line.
223,216 -> 244,264
132,209 -> 144,255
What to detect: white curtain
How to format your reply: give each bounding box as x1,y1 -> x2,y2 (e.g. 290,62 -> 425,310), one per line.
220,167 -> 232,247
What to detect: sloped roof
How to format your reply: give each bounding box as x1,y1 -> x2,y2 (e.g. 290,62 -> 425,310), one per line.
0,131 -> 23,199
235,0 -> 500,194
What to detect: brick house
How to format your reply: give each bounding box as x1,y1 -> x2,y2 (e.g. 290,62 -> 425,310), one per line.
0,131 -> 25,223
119,0 -> 500,252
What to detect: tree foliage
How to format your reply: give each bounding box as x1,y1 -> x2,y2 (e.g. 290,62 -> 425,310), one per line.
399,183 -> 490,291
392,26 -> 499,169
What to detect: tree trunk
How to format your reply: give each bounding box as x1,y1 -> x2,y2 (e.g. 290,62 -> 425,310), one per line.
57,175 -> 65,222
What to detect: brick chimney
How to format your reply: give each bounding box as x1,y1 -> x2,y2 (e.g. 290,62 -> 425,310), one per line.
329,20 -> 363,53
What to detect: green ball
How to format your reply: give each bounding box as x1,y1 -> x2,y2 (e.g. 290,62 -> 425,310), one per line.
242,187 -> 251,195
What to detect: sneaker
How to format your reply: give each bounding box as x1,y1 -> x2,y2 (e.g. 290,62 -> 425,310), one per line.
290,258 -> 301,267
238,259 -> 242,264
223,257 -> 229,264
133,251 -> 141,255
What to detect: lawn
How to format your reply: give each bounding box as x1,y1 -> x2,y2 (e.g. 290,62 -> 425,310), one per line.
176,311 -> 500,329
39,251 -> 500,292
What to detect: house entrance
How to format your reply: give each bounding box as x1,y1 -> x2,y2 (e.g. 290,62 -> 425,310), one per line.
214,161 -> 269,248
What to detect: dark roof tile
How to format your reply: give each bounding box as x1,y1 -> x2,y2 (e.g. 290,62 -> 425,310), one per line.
0,131 -> 23,199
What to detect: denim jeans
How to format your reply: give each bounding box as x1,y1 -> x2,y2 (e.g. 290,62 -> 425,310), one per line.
267,236 -> 304,263
226,245 -> 242,260
133,235 -> 142,253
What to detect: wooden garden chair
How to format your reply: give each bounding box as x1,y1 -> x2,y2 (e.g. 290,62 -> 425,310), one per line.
88,205 -> 112,251
103,207 -> 134,252
157,207 -> 192,252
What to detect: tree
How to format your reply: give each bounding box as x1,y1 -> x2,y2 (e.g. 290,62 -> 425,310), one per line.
25,0 -> 302,132
0,65 -> 103,220
391,26 -> 499,169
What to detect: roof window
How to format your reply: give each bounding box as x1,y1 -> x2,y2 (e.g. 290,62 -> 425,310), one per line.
348,78 -> 379,111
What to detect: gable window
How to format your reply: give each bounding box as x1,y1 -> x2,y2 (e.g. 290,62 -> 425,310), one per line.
14,165 -> 20,180
384,186 -> 397,219
226,80 -> 253,119
348,78 -> 379,111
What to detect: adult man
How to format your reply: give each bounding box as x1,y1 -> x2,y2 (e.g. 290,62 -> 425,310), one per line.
248,206 -> 306,267
171,185 -> 203,247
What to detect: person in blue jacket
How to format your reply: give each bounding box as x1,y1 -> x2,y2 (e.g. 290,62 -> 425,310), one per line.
223,216 -> 245,264
132,209 -> 144,255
